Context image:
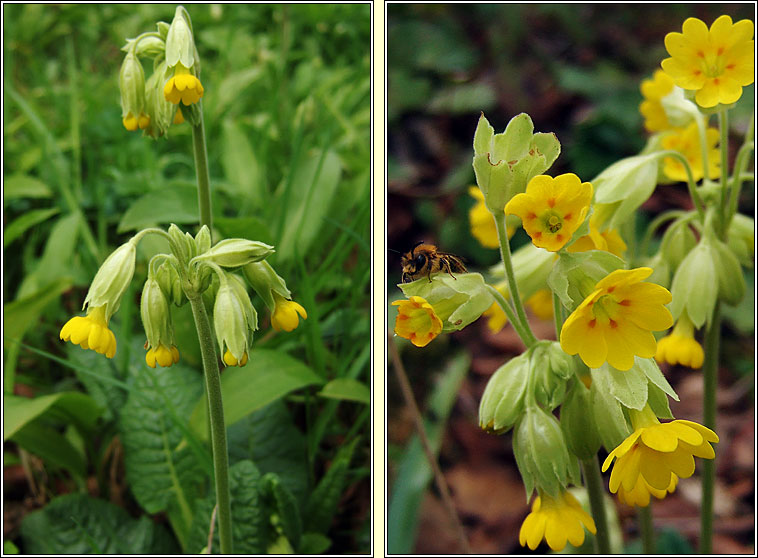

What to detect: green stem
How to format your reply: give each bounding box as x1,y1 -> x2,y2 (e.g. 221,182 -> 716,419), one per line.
493,212 -> 537,347
700,302 -> 720,554
658,150 -> 706,220
485,284 -> 533,348
551,291 -> 565,341
581,457 -> 611,554
638,506 -> 656,554
188,295 -> 232,554
717,109 -> 729,237
726,119 -> 754,227
192,111 -> 213,237
694,111 -> 711,189
639,210 -> 688,257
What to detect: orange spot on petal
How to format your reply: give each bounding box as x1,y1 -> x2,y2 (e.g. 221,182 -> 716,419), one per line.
697,51 -> 705,58
547,198 -> 556,208
555,234 -> 563,242
533,231 -> 543,240
588,319 -> 596,328
609,319 -> 618,329
564,213 -> 572,220
607,286 -> 615,293
619,299 -> 631,306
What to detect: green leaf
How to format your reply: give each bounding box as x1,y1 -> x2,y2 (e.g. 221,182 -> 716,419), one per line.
4,391 -> 101,440
220,120 -> 264,207
647,382 -> 674,420
590,371 -> 631,451
277,150 -> 342,262
187,460 -> 269,554
388,352 -> 469,554
5,284 -> 73,350
4,173 -> 53,201
210,67 -> 264,118
3,540 -> 19,554
298,533 -> 331,554
428,83 -> 496,114
20,494 -> 179,554
189,348 -> 322,441
68,344 -> 127,423
305,437 -> 358,534
637,357 -> 679,401
118,364 -> 205,541
11,422 -> 86,478
117,185 -> 199,232
262,473 -> 302,550
3,208 -> 59,246
248,401 -> 309,506
596,362 -> 648,411
317,378 -> 370,405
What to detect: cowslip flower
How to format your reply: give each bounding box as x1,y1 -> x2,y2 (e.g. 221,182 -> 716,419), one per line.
123,111 -> 150,132
146,344 -> 180,368
603,405 -> 718,503
560,267 -> 673,370
505,174 -> 593,252
567,214 -> 627,257
392,296 -> 442,347
271,292 -> 308,332
661,15 -> 755,108
482,288 -> 508,334
163,64 -> 204,105
655,312 -> 704,368
519,490 -> 597,551
525,288 -> 553,321
639,70 -> 676,132
468,186 -> 514,248
661,121 -> 720,182
616,474 -> 678,507
223,349 -> 248,367
59,306 -> 117,359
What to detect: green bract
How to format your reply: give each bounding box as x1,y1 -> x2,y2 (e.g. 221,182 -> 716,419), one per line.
472,113 -> 560,213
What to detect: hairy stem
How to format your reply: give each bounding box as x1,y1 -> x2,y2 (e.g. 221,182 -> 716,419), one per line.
638,505 -> 656,554
192,111 -> 213,238
188,294 -> 232,553
581,457 -> 611,554
700,302 -> 721,554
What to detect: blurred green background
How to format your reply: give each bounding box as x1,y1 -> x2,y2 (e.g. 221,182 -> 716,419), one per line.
4,4 -> 370,554
387,4 -> 754,555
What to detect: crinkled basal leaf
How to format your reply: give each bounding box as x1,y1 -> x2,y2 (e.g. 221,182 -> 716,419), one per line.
305,437 -> 359,534
119,364 -> 205,519
186,460 -> 269,554
20,494 -> 178,554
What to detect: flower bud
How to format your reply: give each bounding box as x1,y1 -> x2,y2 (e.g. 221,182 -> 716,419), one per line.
669,237 -> 718,327
140,277 -> 178,368
119,51 -> 148,131
479,353 -> 530,434
660,220 -> 697,270
473,113 -> 560,213
560,379 -> 602,459
165,7 -> 195,69
529,341 -> 574,411
195,238 -> 274,268
399,272 -> 493,332
213,274 -> 257,365
155,261 -> 186,307
659,86 -> 699,128
122,35 -> 165,58
513,406 -> 576,499
711,235 -> 746,306
727,213 -> 754,267
156,21 -> 170,40
144,60 -> 176,138
242,260 -> 291,311
84,241 -> 137,320
195,225 -> 211,254
168,223 -> 196,263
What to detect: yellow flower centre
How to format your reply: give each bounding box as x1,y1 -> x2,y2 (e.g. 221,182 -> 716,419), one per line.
589,293 -> 624,326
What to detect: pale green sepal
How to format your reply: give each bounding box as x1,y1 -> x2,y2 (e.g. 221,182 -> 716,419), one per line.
644,251 -> 671,289
727,213 -> 755,267
156,21 -> 170,40
711,235 -> 746,306
646,382 -> 674,420
195,239 -> 274,268
228,274 -> 258,333
529,341 -> 573,411
636,357 -> 678,401
119,51 -> 146,118
194,225 -> 211,254
501,113 -> 534,162
122,35 -> 165,58
165,7 -> 194,69
212,280 -> 250,361
155,260 -> 187,307
242,261 -> 291,311
548,251 -> 625,312
560,379 -> 602,460
660,219 -> 697,270
167,223 -> 195,264
669,239 -> 717,327
592,153 -> 659,228
478,353 -> 530,434
83,241 -> 137,320
660,86 -> 699,128
593,361 -> 648,411
589,370 -> 631,451
140,276 -> 173,348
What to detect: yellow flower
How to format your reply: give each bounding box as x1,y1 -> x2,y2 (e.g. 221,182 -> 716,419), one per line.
662,121 -> 720,182
468,186 -> 513,248
223,349 -> 248,367
59,305 -> 117,358
519,490 -> 597,551
655,313 -> 704,368
122,111 -> 150,131
661,15 -> 755,108
640,70 -> 676,132
392,295 -> 442,347
560,267 -> 673,370
271,292 -> 307,332
163,64 -> 204,106
617,474 -> 678,507
525,288 -> 553,321
482,295 -> 508,334
505,174 -> 593,252
603,405 -> 718,501
145,344 -> 180,368
568,213 -> 627,257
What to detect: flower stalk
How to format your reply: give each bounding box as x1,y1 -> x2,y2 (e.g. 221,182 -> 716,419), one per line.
581,457 -> 611,554
192,113 -> 213,238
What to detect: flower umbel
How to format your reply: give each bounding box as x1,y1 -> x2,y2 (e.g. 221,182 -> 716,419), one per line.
505,173 -> 593,252
560,267 -> 673,370
519,490 -> 597,551
655,312 -> 704,368
662,121 -> 720,182
60,306 -> 117,358
271,292 -> 308,332
392,295 -> 442,347
661,15 -> 755,108
603,405 -> 718,503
